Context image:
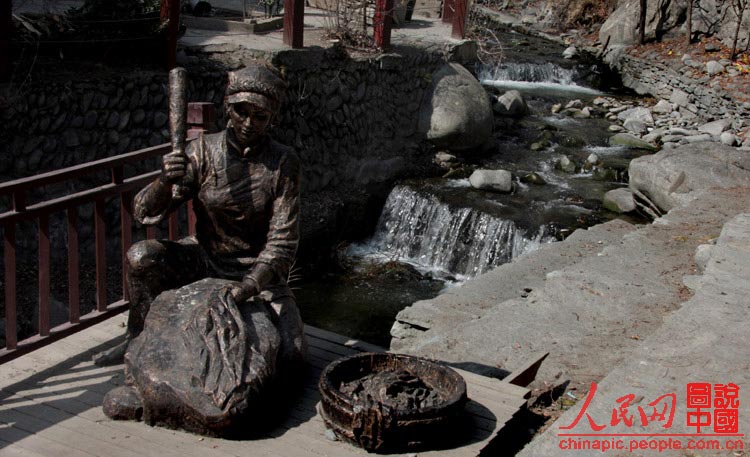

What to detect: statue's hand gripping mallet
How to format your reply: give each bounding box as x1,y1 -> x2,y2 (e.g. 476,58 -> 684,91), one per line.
162,67 -> 189,184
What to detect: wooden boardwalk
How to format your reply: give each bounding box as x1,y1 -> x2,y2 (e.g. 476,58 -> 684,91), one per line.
0,314 -> 529,457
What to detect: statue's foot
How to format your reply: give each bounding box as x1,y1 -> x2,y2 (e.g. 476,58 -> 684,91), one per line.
93,339 -> 129,366
102,386 -> 143,421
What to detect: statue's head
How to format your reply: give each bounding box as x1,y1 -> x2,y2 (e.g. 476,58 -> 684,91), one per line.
225,62 -> 287,147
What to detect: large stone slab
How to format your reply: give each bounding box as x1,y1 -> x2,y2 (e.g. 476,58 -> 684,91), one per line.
521,211 -> 750,456
629,142 -> 750,212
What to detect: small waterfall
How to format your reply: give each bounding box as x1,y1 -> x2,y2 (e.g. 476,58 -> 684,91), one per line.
478,62 -> 601,95
479,62 -> 578,85
366,186 -> 549,279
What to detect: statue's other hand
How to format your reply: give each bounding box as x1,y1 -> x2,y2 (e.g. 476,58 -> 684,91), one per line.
161,150 -> 188,184
228,281 -> 259,304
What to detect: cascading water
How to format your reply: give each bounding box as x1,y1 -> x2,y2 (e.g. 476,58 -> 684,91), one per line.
479,62 -> 577,85
362,185 -> 549,279
478,62 -> 601,95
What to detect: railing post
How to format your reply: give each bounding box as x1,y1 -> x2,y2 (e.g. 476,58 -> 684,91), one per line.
451,0 -> 467,39
38,215 -> 51,336
374,0 -> 394,50
1,0 -> 11,82
67,207 -> 80,324
4,224 -> 17,350
283,0 -> 304,49
161,0 -> 181,69
187,102 -> 216,139
451,0 -> 467,40
442,0 -> 455,23
94,199 -> 107,312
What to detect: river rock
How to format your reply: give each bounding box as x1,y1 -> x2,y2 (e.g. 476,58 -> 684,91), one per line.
720,132 -> 740,146
642,129 -> 664,144
562,46 -> 578,59
629,142 -> 750,212
609,133 -> 659,151
706,61 -> 724,76
651,100 -> 673,115
684,134 -> 713,143
623,118 -> 648,135
698,118 -> 732,136
669,89 -> 690,108
118,278 -> 283,436
557,155 -> 577,173
434,151 -> 458,169
520,172 -> 546,185
603,188 -> 636,213
551,103 -> 562,114
418,63 -> 493,151
493,90 -> 529,118
608,124 -> 625,132
618,107 -> 654,126
469,169 -> 513,193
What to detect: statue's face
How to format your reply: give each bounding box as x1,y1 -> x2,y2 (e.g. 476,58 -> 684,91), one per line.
228,101 -> 273,147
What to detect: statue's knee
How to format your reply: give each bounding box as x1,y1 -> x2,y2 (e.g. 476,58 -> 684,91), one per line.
126,240 -> 166,273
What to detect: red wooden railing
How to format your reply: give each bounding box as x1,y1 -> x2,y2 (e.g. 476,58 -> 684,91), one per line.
0,104 -> 213,364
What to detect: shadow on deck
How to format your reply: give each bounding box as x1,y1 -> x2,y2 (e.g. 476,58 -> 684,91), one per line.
0,314 -> 529,457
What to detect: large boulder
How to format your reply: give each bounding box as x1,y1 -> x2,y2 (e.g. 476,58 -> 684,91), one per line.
601,0 -> 749,50
116,278 -> 284,436
599,0 -> 686,46
418,63 -> 493,151
629,142 -> 750,212
493,90 -> 530,118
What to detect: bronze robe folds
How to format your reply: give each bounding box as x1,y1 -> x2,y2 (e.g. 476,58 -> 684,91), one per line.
134,130 -> 301,290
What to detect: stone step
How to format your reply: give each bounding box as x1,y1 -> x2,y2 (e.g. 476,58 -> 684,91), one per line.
390,218 -> 637,356
520,211 -> 750,456
393,187 -> 750,392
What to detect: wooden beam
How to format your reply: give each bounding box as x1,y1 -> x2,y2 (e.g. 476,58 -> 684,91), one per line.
505,352 -> 549,387
283,0 -> 304,49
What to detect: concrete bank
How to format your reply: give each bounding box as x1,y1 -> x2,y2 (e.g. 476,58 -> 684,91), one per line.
522,208 -> 750,456
391,185 -> 750,391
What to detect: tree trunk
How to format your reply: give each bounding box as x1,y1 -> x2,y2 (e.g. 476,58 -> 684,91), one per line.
685,0 -> 693,47
639,0 -> 647,44
730,0 -> 746,60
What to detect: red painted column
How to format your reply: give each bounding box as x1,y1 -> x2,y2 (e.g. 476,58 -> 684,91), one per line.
451,0 -> 467,39
283,0 -> 304,49
442,0 -> 455,23
1,0 -> 11,82
161,0 -> 181,69
373,0 -> 394,50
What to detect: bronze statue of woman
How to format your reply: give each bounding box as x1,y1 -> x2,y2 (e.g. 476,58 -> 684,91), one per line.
95,62 -> 305,370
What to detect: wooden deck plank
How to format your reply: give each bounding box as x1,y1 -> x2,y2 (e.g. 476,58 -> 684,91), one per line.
0,391 -> 284,457
0,317 -> 530,457
0,427 -> 98,457
0,407 -> 149,457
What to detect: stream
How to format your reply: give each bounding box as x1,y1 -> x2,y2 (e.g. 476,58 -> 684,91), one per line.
296,29 -> 652,347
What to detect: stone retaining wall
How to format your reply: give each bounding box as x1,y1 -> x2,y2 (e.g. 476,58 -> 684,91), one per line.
0,42 -> 473,260
610,51 -> 750,122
